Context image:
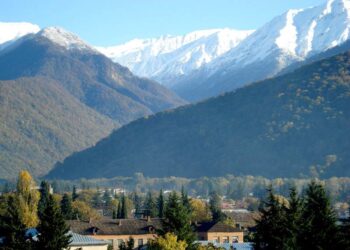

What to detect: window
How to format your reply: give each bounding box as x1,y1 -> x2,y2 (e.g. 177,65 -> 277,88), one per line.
213,237 -> 219,243
138,239 -> 144,246
223,237 -> 229,243
232,236 -> 239,243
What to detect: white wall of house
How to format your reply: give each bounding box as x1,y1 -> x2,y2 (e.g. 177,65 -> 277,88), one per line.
69,245 -> 108,250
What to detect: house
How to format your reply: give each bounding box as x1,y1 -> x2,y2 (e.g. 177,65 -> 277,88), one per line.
68,218 -> 162,250
69,232 -> 109,250
196,221 -> 244,244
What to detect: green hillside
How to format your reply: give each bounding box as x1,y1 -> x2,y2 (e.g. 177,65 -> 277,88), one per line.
0,77 -> 116,179
48,50 -> 350,179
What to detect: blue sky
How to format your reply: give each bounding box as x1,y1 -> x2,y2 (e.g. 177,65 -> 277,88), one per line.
2,0 -> 325,46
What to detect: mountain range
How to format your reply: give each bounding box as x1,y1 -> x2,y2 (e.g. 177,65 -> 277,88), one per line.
47,43 -> 350,179
99,0 -> 350,101
0,26 -> 184,179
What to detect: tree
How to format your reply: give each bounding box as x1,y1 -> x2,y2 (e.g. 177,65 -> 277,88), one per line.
190,199 -> 211,222
181,186 -> 191,211
0,195 -> 31,249
253,187 -> 287,250
163,192 -> 196,247
36,194 -> 71,250
299,181 -> 342,249
121,194 -> 128,219
157,189 -> 165,218
72,185 -> 78,201
148,233 -> 187,250
209,191 -> 225,222
61,193 -> 73,220
144,191 -> 157,217
119,237 -> 135,250
16,170 -> 40,228
284,187 -> 302,249
117,200 -> 122,219
38,181 -> 50,217
72,200 -> 100,221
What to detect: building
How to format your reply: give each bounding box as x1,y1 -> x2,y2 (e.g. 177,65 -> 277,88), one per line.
69,232 -> 109,250
68,218 -> 162,250
196,221 -> 244,244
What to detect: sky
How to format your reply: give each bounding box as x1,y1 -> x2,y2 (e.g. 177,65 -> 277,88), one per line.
1,0 -> 326,46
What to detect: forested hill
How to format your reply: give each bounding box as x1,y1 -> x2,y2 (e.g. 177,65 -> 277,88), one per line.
48,50 -> 350,179
0,27 -> 185,179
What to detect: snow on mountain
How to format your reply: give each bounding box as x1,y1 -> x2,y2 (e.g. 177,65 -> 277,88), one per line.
96,28 -> 254,87
37,27 -> 97,52
209,0 -> 350,71
0,22 -> 40,49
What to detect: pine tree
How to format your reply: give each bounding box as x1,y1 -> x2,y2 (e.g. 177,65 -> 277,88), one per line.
61,193 -> 73,220
0,195 -> 31,249
209,191 -> 225,222
132,192 -> 142,216
181,186 -> 191,211
117,199 -> 122,219
121,194 -> 128,219
284,187 -> 302,250
36,194 -> 71,250
144,191 -> 157,217
72,185 -> 78,201
157,189 -> 165,218
163,192 -> 196,247
38,181 -> 50,217
253,187 -> 287,250
299,181 -> 342,249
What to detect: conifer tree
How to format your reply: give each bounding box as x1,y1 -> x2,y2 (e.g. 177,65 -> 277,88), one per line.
72,185 -> 78,201
145,191 -> 157,217
181,186 -> 191,211
121,194 -> 128,219
0,195 -> 31,249
157,189 -> 165,218
163,192 -> 196,247
36,194 -> 71,250
253,187 -> 287,250
60,193 -> 73,220
38,181 -> 50,217
209,191 -> 225,222
299,181 -> 342,249
132,192 -> 142,216
284,187 -> 302,249
117,199 -> 122,219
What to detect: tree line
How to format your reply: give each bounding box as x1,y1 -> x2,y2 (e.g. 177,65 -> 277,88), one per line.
253,181 -> 350,249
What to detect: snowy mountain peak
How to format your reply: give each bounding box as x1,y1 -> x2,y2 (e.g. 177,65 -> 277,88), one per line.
38,27 -> 96,51
97,28 -> 254,84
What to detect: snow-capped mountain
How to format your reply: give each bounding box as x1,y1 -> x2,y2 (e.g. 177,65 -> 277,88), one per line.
175,0 -> 350,101
37,27 -> 97,52
98,0 -> 350,101
0,22 -> 40,50
96,28 -> 254,87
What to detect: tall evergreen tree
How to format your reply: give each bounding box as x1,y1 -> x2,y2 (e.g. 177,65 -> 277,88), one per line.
144,191 -> 157,217
0,195 -> 31,250
36,194 -> 71,250
253,187 -> 287,250
284,187 -> 302,250
157,189 -> 165,218
121,194 -> 128,219
181,186 -> 191,211
72,185 -> 78,201
299,181 -> 342,249
209,191 -> 225,222
38,181 -> 50,217
60,193 -> 73,220
132,192 -> 142,216
117,199 -> 122,219
163,192 -> 195,247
